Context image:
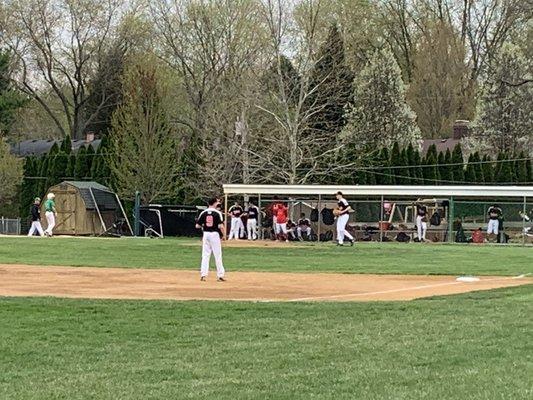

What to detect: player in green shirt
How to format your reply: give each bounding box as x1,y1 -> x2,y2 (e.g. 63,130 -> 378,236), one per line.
44,193 -> 57,237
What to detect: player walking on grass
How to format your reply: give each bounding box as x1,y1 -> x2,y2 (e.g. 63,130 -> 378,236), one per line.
335,191 -> 354,246
44,193 -> 57,237
196,198 -> 226,282
27,197 -> 44,237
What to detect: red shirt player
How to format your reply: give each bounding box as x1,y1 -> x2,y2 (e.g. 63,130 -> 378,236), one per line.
272,201 -> 289,241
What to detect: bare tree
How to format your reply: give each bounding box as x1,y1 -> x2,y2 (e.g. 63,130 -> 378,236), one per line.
2,0 -> 122,139
151,0 -> 270,197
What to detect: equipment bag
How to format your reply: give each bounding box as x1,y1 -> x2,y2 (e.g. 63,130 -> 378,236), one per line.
429,211 -> 441,226
310,207 -> 319,222
321,208 -> 335,225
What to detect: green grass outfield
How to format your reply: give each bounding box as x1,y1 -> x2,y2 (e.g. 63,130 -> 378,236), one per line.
1,287 -> 532,399
0,236 -> 532,276
1,237 -> 532,399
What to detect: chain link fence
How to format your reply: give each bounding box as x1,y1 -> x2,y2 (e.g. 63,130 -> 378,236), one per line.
240,195 -> 533,245
0,217 -> 21,235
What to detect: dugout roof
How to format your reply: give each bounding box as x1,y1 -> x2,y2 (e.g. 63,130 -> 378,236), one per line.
223,185 -> 533,198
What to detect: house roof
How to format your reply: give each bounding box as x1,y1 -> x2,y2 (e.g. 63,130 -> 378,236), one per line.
420,139 -> 459,155
10,139 -> 101,157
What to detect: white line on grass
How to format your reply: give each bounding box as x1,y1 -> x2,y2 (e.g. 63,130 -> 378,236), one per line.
288,274 -> 530,302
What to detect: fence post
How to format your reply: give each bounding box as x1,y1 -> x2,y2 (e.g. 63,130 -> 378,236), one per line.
134,191 -> 141,237
448,196 -> 454,243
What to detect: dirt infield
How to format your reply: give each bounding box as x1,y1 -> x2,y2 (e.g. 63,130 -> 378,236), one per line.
0,264 -> 531,302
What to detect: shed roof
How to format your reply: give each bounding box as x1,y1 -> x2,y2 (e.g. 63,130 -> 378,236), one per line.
56,181 -> 117,210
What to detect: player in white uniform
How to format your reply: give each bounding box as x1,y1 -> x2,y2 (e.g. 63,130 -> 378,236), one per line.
335,191 -> 354,246
296,213 -> 312,241
415,203 -> 428,242
228,201 -> 245,240
487,204 -> 502,236
196,198 -> 226,282
245,200 -> 260,240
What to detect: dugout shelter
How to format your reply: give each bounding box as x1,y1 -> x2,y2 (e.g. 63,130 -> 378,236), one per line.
223,184 -> 533,245
43,181 -> 132,236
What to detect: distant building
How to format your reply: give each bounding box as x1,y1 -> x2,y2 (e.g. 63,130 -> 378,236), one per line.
420,120 -> 470,155
10,133 -> 101,157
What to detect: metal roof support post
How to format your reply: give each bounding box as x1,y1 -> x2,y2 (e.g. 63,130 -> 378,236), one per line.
116,194 -> 133,235
523,196 -> 527,247
318,194 -> 321,242
224,193 -> 228,241
448,196 -> 454,243
380,195 -> 384,243
258,193 -> 262,240
90,188 -> 107,234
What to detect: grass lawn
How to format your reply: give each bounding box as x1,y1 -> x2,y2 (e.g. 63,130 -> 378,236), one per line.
0,286 -> 531,400
0,236 -> 532,276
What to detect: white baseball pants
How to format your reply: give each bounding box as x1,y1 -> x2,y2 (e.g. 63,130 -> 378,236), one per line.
487,219 -> 499,235
228,217 -> 244,240
45,211 -> 55,236
247,219 -> 258,240
28,221 -> 44,236
416,216 -> 427,241
297,226 -> 311,239
201,231 -> 225,278
275,223 -> 287,234
336,213 -> 353,244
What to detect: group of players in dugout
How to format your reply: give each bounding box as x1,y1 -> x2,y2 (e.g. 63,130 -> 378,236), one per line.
201,193 -> 509,246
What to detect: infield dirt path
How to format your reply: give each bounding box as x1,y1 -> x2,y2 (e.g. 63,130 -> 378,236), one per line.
0,264 -> 531,302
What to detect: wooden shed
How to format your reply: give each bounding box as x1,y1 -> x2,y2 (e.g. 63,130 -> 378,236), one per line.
42,181 -> 132,236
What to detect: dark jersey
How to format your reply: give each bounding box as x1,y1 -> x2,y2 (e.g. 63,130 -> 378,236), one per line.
197,208 -> 224,232
229,205 -> 243,218
338,198 -> 350,213
488,207 -> 502,220
247,206 -> 259,220
30,204 -> 41,222
417,205 -> 427,217
298,218 -> 310,226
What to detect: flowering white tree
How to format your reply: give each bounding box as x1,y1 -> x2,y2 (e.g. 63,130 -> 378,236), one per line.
340,48 -> 421,158
472,43 -> 532,156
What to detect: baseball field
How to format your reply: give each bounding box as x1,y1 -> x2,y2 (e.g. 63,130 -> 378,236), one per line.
1,237 -> 532,399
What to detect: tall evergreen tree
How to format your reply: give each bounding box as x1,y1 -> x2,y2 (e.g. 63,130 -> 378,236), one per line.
495,153 -> 513,183
306,24 -> 353,141
514,151 -> 528,184
482,155 -> 494,184
437,152 -> 446,185
74,147 -> 88,179
378,147 -> 393,185
464,153 -> 477,183
85,145 -> 95,177
439,149 -> 453,183
423,152 -> 438,184
60,135 -> 72,154
451,143 -> 464,183
472,152 -> 484,183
